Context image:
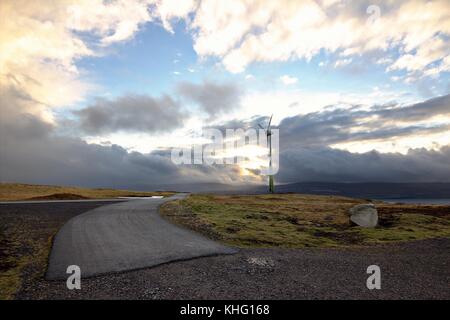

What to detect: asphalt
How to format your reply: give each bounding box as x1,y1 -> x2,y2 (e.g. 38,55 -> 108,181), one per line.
45,194 -> 236,280
0,199 -> 126,204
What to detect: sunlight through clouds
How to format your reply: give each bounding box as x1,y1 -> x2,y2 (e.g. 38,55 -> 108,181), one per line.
1,0 -> 449,186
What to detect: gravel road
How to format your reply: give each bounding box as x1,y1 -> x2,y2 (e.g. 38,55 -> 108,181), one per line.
17,238 -> 449,300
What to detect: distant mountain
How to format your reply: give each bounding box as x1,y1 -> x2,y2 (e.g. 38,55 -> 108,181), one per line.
151,182 -> 252,193
268,182 -> 450,199
136,181 -> 450,199
121,182 -> 259,193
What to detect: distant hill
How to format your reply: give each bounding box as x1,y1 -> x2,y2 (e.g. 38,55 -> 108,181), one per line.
272,182 -> 450,199
3,181 -> 449,200
141,182 -> 259,193
145,181 -> 450,199
0,183 -> 173,201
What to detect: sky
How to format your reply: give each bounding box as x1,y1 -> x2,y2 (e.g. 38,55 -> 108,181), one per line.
1,0 -> 450,189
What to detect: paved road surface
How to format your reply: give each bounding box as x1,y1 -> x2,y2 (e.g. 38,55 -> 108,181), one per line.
0,199 -> 127,205
46,194 -> 236,280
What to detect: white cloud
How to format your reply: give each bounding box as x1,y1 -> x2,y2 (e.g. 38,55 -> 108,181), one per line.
67,0 -> 154,45
376,57 -> 394,65
152,0 -> 197,33
279,75 -> 298,85
334,58 -> 352,68
5,0 -> 448,126
0,0 -> 162,124
183,0 -> 450,78
221,86 -> 414,129
3,0 -> 448,160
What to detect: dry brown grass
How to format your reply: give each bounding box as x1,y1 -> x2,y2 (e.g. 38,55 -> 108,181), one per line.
0,183 -> 174,201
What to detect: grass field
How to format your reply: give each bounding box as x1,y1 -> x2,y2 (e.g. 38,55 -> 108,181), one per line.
0,183 -> 174,201
161,194 -> 450,248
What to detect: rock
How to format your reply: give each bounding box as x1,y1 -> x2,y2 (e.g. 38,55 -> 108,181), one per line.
348,204 -> 378,228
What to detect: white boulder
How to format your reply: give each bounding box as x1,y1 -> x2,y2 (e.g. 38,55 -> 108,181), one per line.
348,204 -> 378,228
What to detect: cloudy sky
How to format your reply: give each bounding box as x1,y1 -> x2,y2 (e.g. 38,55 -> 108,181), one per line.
1,0 -> 449,189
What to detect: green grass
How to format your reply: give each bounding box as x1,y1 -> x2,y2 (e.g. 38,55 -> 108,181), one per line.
0,183 -> 174,201
359,214 -> 450,243
160,194 -> 450,248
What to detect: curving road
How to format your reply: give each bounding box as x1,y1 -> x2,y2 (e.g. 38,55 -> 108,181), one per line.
46,194 -> 236,280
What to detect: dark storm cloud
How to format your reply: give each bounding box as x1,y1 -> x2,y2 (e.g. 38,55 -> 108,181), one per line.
374,94 -> 450,122
279,94 -> 450,149
196,95 -> 450,183
0,120 -> 179,188
0,116 -> 240,188
176,81 -> 242,117
201,94 -> 450,151
0,87 -> 242,188
1,84 -> 450,187
277,146 -> 450,183
272,94 -> 450,182
74,94 -> 185,135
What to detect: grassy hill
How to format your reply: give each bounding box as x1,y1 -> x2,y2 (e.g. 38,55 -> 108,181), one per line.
0,183 -> 174,201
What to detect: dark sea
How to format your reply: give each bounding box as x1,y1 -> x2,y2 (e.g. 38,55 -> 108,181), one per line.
379,198 -> 450,205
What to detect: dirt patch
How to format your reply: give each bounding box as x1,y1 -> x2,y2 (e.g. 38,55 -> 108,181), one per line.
378,205 -> 450,217
284,216 -> 301,225
225,226 -> 241,233
238,238 -> 280,246
26,193 -> 90,200
0,239 -> 17,271
264,197 -> 286,201
378,213 -> 401,227
313,230 -> 365,244
244,213 -> 269,220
